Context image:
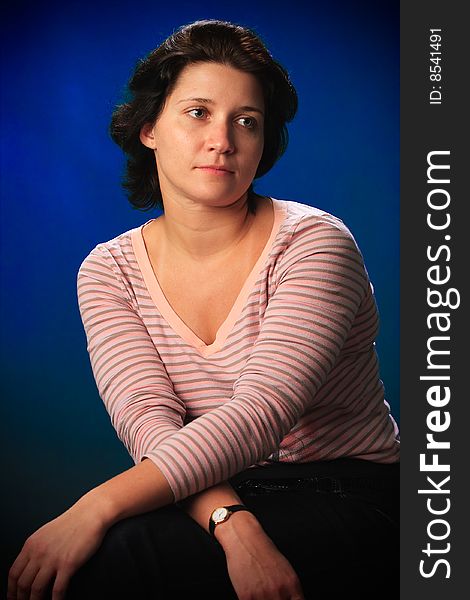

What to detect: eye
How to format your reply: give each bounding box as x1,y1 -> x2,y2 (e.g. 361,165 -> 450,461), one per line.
237,116 -> 257,129
188,107 -> 207,119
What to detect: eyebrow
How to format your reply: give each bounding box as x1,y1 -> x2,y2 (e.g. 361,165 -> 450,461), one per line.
176,97 -> 264,115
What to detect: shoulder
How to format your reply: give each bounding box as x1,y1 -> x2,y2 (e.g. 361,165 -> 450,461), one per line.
274,198 -> 363,257
273,198 -> 370,296
77,224 -> 147,302
78,220 -> 148,273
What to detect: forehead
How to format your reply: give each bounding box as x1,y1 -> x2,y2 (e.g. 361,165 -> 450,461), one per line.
168,62 -> 264,107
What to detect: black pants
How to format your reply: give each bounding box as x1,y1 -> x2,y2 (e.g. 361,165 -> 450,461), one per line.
66,459 -> 399,599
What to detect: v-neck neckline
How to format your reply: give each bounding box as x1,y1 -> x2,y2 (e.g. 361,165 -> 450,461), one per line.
131,197 -> 287,358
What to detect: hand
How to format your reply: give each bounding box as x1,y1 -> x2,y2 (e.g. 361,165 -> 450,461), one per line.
216,513 -> 306,600
7,497 -> 109,600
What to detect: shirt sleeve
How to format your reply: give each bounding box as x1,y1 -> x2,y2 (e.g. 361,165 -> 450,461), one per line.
144,215 -> 371,501
77,245 -> 186,463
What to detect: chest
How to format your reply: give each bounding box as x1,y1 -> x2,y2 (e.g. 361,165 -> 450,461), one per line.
142,200 -> 274,347
156,261 -> 253,345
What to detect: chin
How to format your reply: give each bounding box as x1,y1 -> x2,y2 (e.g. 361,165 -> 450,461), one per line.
189,189 -> 246,207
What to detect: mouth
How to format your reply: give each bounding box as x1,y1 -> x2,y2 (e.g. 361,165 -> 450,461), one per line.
196,166 -> 234,175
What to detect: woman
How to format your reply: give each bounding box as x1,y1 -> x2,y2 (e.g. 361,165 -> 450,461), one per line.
7,19 -> 399,600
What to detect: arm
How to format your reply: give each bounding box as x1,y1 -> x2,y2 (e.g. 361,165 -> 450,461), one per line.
8,246 -> 187,600
79,218 -> 368,506
10,217 -> 360,599
81,240 -> 306,600
178,481 -> 305,600
6,458 -> 174,600
144,216 -> 370,501
76,245 -> 187,459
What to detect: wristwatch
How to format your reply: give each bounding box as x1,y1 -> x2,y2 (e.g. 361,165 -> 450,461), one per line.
208,504 -> 252,537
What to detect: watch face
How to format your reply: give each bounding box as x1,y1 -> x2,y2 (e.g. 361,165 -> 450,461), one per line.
212,507 -> 229,523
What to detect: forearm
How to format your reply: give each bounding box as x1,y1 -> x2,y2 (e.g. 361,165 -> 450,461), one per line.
75,458 -> 174,529
179,483 -> 305,600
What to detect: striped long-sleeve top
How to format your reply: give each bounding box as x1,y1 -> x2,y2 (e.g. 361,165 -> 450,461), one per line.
77,198 -> 400,502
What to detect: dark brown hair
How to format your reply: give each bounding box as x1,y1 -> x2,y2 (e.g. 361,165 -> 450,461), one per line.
110,19 -> 298,213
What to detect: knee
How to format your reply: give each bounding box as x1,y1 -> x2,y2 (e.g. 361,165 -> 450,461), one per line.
102,515 -> 141,549
66,515 -> 153,599
95,512 -> 156,567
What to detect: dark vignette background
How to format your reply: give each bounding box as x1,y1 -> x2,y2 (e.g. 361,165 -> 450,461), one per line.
0,0 -> 399,583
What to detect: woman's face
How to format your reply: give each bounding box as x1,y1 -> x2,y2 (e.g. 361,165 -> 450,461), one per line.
141,61 -> 265,209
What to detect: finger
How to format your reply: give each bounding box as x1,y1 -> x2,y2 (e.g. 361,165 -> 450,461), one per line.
282,580 -> 305,600
7,550 -> 32,599
15,560 -> 41,600
30,566 -> 57,600
291,583 -> 306,600
292,581 -> 306,600
51,569 -> 72,600
287,593 -> 305,600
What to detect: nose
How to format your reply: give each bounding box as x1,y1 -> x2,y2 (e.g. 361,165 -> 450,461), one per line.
206,120 -> 235,154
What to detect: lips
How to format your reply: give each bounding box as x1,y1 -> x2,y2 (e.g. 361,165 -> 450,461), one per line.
196,165 -> 234,174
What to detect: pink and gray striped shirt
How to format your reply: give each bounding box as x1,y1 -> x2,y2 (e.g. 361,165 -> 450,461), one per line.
77,198 -> 400,502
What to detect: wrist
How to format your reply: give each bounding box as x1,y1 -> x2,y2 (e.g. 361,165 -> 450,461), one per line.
74,487 -> 120,530
214,509 -> 264,549
71,460 -> 173,530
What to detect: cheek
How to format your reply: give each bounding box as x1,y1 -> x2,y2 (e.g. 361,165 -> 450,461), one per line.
155,119 -> 188,149
157,132 -> 190,164
167,127 -> 201,157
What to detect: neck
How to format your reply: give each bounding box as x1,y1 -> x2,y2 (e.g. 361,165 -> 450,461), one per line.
157,193 -> 258,264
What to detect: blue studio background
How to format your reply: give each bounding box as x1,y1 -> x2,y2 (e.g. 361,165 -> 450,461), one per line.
0,0 -> 399,575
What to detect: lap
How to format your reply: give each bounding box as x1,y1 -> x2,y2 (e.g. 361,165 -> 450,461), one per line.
66,459 -> 399,599
66,505 -> 234,599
